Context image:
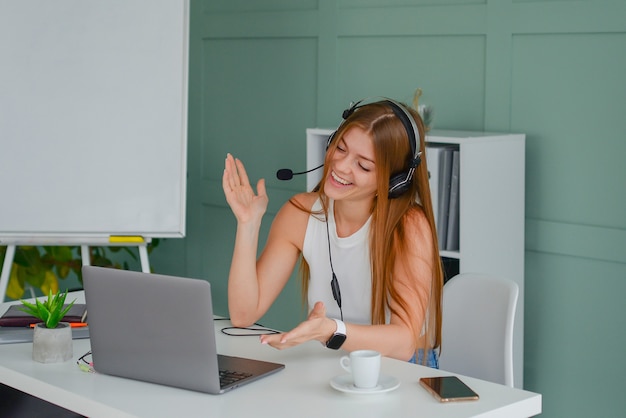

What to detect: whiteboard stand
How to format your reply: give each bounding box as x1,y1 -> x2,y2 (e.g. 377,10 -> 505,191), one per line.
0,237 -> 152,302
0,245 -> 16,303
79,245 -> 150,273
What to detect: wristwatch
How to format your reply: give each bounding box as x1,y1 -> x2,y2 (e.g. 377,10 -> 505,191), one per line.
325,318 -> 347,350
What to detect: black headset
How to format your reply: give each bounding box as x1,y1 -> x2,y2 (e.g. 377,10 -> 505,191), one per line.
326,98 -> 422,199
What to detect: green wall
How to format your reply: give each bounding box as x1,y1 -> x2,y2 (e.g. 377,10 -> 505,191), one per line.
151,1 -> 626,416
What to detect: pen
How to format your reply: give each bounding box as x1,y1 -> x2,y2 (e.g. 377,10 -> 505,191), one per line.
29,323 -> 88,328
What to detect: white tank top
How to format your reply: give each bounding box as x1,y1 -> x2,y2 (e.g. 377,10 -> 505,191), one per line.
303,198 -> 372,324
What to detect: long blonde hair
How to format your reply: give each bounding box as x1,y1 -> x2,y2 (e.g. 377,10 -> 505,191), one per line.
295,101 -> 443,355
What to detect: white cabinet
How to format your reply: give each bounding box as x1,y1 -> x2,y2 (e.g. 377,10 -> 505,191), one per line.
306,128 -> 526,388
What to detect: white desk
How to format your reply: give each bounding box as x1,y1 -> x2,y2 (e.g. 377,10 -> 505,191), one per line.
0,292 -> 541,417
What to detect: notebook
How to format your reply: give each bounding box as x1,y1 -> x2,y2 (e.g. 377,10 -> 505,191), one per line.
0,303 -> 87,327
81,266 -> 284,394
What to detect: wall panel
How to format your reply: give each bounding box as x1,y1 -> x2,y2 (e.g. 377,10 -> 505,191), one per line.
525,251 -> 626,417
203,0 -> 318,13
512,33 -> 626,228
201,37 -> 318,186
337,35 -> 486,130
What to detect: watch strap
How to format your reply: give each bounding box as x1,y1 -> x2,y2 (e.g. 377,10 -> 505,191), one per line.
332,318 -> 346,335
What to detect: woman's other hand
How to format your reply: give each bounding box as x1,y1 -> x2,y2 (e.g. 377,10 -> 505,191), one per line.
259,302 -> 336,349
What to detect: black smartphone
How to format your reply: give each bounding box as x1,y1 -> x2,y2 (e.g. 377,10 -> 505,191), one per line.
419,376 -> 480,402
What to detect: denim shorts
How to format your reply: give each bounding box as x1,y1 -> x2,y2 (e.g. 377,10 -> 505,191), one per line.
409,349 -> 439,369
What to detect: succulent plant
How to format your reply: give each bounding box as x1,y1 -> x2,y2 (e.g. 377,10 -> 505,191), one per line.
19,289 -> 75,329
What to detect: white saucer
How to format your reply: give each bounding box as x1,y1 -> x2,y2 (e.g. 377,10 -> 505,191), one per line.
330,374 -> 400,394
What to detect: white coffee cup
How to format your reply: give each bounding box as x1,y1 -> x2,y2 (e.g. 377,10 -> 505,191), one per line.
340,350 -> 381,389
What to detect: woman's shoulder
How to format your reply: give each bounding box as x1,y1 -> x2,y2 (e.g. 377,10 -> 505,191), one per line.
403,205 -> 433,241
404,203 -> 427,221
390,205 -> 435,267
275,192 -> 319,220
289,192 -> 319,210
272,192 -> 320,249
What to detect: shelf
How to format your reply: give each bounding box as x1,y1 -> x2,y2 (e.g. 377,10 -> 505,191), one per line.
439,250 -> 460,259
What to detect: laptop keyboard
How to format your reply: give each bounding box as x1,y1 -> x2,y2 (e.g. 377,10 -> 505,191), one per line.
219,369 -> 253,387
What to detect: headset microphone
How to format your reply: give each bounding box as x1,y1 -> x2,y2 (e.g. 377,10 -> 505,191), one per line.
276,163 -> 324,181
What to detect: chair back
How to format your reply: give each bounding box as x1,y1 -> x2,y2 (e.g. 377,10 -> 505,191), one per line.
438,273 -> 519,387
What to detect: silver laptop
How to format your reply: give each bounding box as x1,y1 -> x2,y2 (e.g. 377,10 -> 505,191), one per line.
82,266 -> 284,394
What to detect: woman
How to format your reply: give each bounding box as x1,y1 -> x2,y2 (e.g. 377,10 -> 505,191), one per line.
222,98 -> 443,366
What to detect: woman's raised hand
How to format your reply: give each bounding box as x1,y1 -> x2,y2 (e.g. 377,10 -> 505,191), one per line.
222,153 -> 268,223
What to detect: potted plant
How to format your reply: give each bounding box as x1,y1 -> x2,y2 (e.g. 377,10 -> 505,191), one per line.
20,289 -> 75,363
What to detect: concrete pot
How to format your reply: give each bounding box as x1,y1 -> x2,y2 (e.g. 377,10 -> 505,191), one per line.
32,322 -> 73,363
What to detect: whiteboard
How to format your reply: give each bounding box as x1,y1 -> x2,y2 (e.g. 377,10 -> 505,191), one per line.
0,0 -> 188,239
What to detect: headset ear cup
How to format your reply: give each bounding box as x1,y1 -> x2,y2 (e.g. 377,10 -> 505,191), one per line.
388,172 -> 410,199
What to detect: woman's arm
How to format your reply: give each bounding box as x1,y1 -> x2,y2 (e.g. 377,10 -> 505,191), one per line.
223,154 -> 311,327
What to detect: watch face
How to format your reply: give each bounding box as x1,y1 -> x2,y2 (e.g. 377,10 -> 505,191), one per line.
326,333 -> 347,350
